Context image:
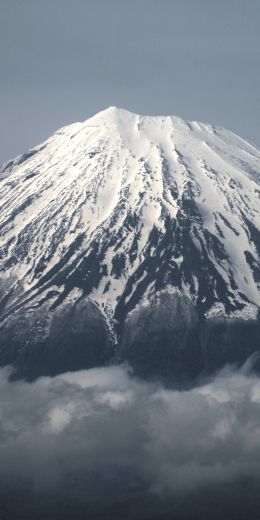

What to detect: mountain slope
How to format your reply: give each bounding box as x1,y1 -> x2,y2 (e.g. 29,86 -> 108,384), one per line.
0,107 -> 259,381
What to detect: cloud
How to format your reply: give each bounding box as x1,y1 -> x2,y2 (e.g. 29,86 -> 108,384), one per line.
1,362 -> 260,504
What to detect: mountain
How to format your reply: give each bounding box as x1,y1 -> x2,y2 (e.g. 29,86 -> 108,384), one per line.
0,107 -> 259,383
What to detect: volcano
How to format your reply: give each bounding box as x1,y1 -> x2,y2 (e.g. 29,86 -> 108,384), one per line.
0,107 -> 259,383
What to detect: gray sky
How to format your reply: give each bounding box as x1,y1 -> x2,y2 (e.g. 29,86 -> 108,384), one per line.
0,0 -> 259,162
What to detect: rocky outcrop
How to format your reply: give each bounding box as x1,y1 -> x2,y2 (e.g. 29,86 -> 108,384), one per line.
0,297 -> 114,380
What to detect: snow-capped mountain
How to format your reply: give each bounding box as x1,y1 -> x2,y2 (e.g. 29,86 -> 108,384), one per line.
0,107 -> 259,381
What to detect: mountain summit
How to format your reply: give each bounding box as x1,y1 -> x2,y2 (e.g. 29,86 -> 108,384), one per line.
0,107 -> 259,382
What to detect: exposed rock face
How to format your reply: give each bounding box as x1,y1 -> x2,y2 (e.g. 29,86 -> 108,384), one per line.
118,292 -> 203,386
0,298 -> 114,380
200,314 -> 260,375
0,107 -> 259,382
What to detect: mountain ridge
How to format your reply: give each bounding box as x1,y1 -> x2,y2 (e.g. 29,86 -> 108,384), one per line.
0,107 -> 259,381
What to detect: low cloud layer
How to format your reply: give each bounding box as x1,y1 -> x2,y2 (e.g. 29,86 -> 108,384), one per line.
1,361 -> 260,504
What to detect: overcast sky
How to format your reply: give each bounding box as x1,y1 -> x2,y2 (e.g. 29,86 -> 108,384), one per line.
0,0 -> 259,162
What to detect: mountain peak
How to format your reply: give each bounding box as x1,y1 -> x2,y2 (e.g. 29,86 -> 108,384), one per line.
0,108 -> 260,378
85,105 -> 140,127
86,105 -> 182,123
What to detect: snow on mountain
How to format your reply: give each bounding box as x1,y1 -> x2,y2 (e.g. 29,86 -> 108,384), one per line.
0,107 -> 259,380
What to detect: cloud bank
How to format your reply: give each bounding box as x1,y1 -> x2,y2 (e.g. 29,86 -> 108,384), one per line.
1,361 -> 260,503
